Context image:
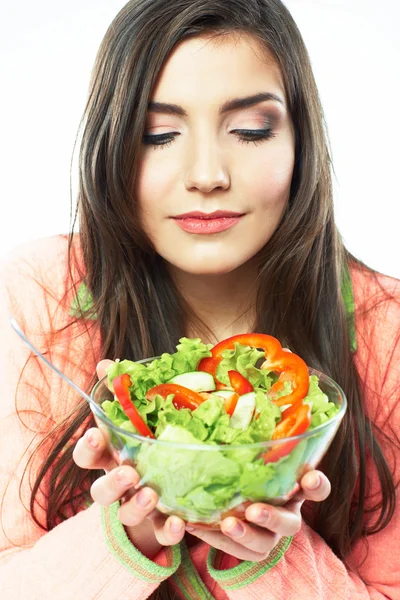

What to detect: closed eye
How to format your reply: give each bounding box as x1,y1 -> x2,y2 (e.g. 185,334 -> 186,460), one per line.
142,128 -> 276,149
142,132 -> 179,149
232,128 -> 276,143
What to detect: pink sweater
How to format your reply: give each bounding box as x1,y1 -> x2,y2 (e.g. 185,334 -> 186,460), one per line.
0,235 -> 399,599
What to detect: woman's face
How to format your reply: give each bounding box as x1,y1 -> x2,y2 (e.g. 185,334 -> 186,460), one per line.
136,32 -> 295,276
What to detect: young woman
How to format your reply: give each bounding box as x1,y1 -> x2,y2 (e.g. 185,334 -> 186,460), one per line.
0,1 -> 399,599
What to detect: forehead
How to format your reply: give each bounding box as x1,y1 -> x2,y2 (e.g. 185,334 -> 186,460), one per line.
151,32 -> 286,106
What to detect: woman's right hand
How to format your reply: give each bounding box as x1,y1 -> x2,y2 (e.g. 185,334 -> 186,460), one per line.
72,360 -> 186,559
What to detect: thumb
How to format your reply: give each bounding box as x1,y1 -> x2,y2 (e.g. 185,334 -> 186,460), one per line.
96,359 -> 115,381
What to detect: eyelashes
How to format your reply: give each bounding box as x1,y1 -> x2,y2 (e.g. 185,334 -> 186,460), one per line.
235,128 -> 277,146
142,132 -> 177,149
142,128 -> 276,150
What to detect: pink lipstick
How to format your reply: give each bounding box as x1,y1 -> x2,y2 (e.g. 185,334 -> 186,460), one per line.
172,210 -> 244,235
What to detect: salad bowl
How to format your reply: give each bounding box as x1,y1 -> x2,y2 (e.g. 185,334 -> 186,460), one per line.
88,339 -> 347,528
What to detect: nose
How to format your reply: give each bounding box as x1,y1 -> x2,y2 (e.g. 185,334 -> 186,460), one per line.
184,134 -> 230,193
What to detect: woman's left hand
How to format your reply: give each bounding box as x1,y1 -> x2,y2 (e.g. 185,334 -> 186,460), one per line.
185,469 -> 331,562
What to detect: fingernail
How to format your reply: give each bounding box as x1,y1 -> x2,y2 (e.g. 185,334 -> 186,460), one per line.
253,509 -> 270,524
135,489 -> 151,507
169,519 -> 184,535
226,520 -> 245,538
86,430 -> 99,449
306,474 -> 320,490
116,469 -> 136,487
185,525 -> 195,532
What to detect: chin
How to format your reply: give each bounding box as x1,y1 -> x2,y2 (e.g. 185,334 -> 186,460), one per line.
171,258 -> 246,277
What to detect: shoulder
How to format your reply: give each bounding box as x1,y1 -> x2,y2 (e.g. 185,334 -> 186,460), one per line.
1,234 -> 70,263
350,261 -> 400,308
0,234 -> 83,279
0,234 -> 84,299
0,235 -> 100,425
0,234 -> 85,329
349,262 -> 400,436
350,262 -> 400,342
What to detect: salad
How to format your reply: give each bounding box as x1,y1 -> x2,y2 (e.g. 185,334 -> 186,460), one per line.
101,334 -> 341,517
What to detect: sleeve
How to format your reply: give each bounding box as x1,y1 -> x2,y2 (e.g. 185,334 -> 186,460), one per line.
206,272 -> 400,599
0,237 -> 181,600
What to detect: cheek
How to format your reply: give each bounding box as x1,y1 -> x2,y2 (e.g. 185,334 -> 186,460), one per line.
244,151 -> 294,212
135,153 -> 178,221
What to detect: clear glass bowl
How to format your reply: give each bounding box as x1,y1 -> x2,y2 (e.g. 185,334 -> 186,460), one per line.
89,360 -> 347,528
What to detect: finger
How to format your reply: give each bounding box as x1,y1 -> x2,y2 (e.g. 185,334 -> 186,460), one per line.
147,511 -> 186,546
90,465 -> 141,506
72,428 -> 117,472
96,359 -> 115,381
185,526 -> 272,562
220,517 -> 280,555
245,501 -> 303,536
117,487 -> 159,526
298,470 -> 331,502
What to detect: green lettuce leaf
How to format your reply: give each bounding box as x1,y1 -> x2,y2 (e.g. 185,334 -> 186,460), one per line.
102,398 -> 127,428
172,337 -> 213,373
238,459 -> 277,498
101,400 -> 141,451
106,337 -> 211,402
245,389 -> 282,442
304,376 -> 340,428
153,395 -> 193,436
208,413 -> 243,444
216,343 -> 272,389
192,396 -> 225,427
136,425 -> 241,513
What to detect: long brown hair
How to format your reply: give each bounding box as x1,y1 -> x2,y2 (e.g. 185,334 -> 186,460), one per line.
15,1 -> 399,598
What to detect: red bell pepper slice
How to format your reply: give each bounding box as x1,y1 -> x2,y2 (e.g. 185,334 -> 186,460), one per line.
262,402 -> 311,463
197,356 -> 219,378
113,374 -> 155,438
228,370 -> 253,395
198,333 -> 309,407
146,383 -> 205,411
262,352 -> 309,407
279,399 -> 304,420
198,334 -> 281,369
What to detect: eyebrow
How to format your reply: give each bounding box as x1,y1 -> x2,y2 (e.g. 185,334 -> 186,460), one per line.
148,92 -> 284,117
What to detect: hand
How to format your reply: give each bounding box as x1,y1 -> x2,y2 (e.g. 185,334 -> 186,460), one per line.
72,360 -> 186,559
185,470 -> 331,562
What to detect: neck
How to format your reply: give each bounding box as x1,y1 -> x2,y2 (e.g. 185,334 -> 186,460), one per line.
168,260 -> 259,344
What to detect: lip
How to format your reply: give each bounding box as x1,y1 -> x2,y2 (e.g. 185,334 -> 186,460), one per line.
173,214 -> 243,235
173,210 -> 244,219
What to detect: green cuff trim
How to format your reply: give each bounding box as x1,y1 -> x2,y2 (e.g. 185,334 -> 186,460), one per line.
341,263 -> 357,353
100,501 -> 181,583
172,538 -> 216,599
207,535 -> 292,590
69,281 -> 98,320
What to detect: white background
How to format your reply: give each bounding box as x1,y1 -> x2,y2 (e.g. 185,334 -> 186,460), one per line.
1,0 -> 399,278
